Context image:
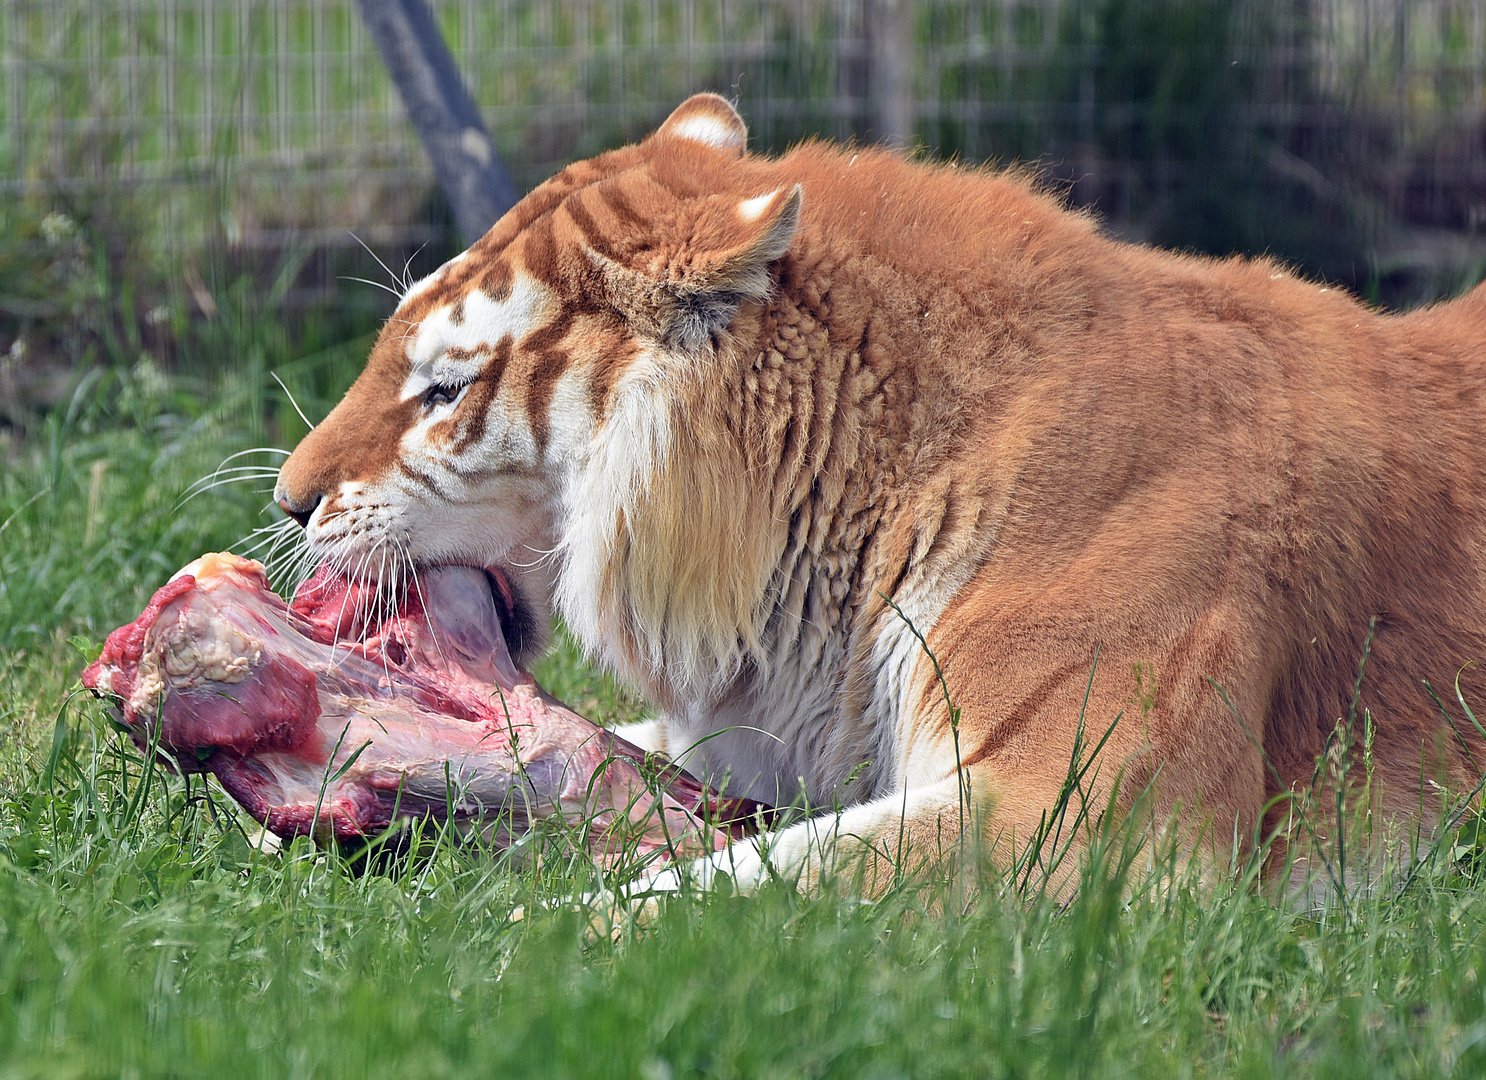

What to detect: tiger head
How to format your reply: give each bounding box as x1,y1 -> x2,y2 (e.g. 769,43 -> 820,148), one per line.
275,94 -> 803,703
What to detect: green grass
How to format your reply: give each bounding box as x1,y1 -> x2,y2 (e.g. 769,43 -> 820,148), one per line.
6,353 -> 1486,1078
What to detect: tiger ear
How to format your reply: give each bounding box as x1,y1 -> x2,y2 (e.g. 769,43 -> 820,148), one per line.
595,184 -> 802,352
654,93 -> 748,157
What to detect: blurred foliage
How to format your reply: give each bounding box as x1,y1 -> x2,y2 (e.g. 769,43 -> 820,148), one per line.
0,0 -> 1481,415
911,0 -> 1485,306
0,183 -> 438,443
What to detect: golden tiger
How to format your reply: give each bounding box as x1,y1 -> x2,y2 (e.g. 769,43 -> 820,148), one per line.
276,93 -> 1486,893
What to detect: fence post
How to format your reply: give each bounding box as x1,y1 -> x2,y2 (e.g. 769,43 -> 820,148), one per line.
353,0 -> 519,245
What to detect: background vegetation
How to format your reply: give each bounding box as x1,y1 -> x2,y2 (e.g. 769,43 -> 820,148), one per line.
2,0 -> 1486,1075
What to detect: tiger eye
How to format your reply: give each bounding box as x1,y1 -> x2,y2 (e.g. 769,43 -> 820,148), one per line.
424,383 -> 463,408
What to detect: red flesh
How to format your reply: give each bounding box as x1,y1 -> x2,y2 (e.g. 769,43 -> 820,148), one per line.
82,553 -> 765,861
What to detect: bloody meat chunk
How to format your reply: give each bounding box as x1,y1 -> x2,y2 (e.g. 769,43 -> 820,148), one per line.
82,553 -> 763,864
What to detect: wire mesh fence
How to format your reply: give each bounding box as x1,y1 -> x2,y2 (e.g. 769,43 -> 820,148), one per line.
1,0 -> 1483,300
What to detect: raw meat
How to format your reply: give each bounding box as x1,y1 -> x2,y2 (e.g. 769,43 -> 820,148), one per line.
81,553 -> 764,864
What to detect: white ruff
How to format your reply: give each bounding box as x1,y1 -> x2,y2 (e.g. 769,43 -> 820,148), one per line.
555,347 -> 673,682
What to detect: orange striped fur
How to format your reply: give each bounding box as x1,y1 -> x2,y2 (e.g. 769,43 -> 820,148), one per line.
278,94 -> 1486,893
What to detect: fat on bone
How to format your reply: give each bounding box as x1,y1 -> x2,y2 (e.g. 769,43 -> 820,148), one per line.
82,552 -> 765,864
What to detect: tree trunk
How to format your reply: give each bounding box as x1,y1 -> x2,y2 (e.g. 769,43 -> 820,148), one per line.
353,0 -> 520,245
868,0 -> 915,150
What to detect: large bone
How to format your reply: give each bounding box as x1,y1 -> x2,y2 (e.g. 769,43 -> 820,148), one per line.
82,553 -> 763,864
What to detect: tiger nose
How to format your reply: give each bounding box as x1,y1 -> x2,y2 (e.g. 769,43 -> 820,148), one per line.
277,493 -> 323,529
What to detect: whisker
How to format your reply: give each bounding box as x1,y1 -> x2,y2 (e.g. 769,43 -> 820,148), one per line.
187,466 -> 284,477
215,446 -> 292,463
404,554 -> 450,671
347,232 -> 407,298
338,274 -> 404,300
182,467 -> 282,488
271,371 -> 318,432
504,543 -> 563,572
180,444 -> 291,511
179,472 -> 286,505
234,512 -> 295,544
327,542 -> 377,671
239,521 -> 295,558
235,515 -> 303,587
376,542 -> 396,687
399,241 -> 429,293
182,469 -> 285,491
264,526 -> 308,588
238,521 -> 289,546
281,551 -> 316,598
255,522 -> 296,563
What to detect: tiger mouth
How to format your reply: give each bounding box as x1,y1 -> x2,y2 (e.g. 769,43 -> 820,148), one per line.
474,564 -> 539,662
286,557 -> 538,668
